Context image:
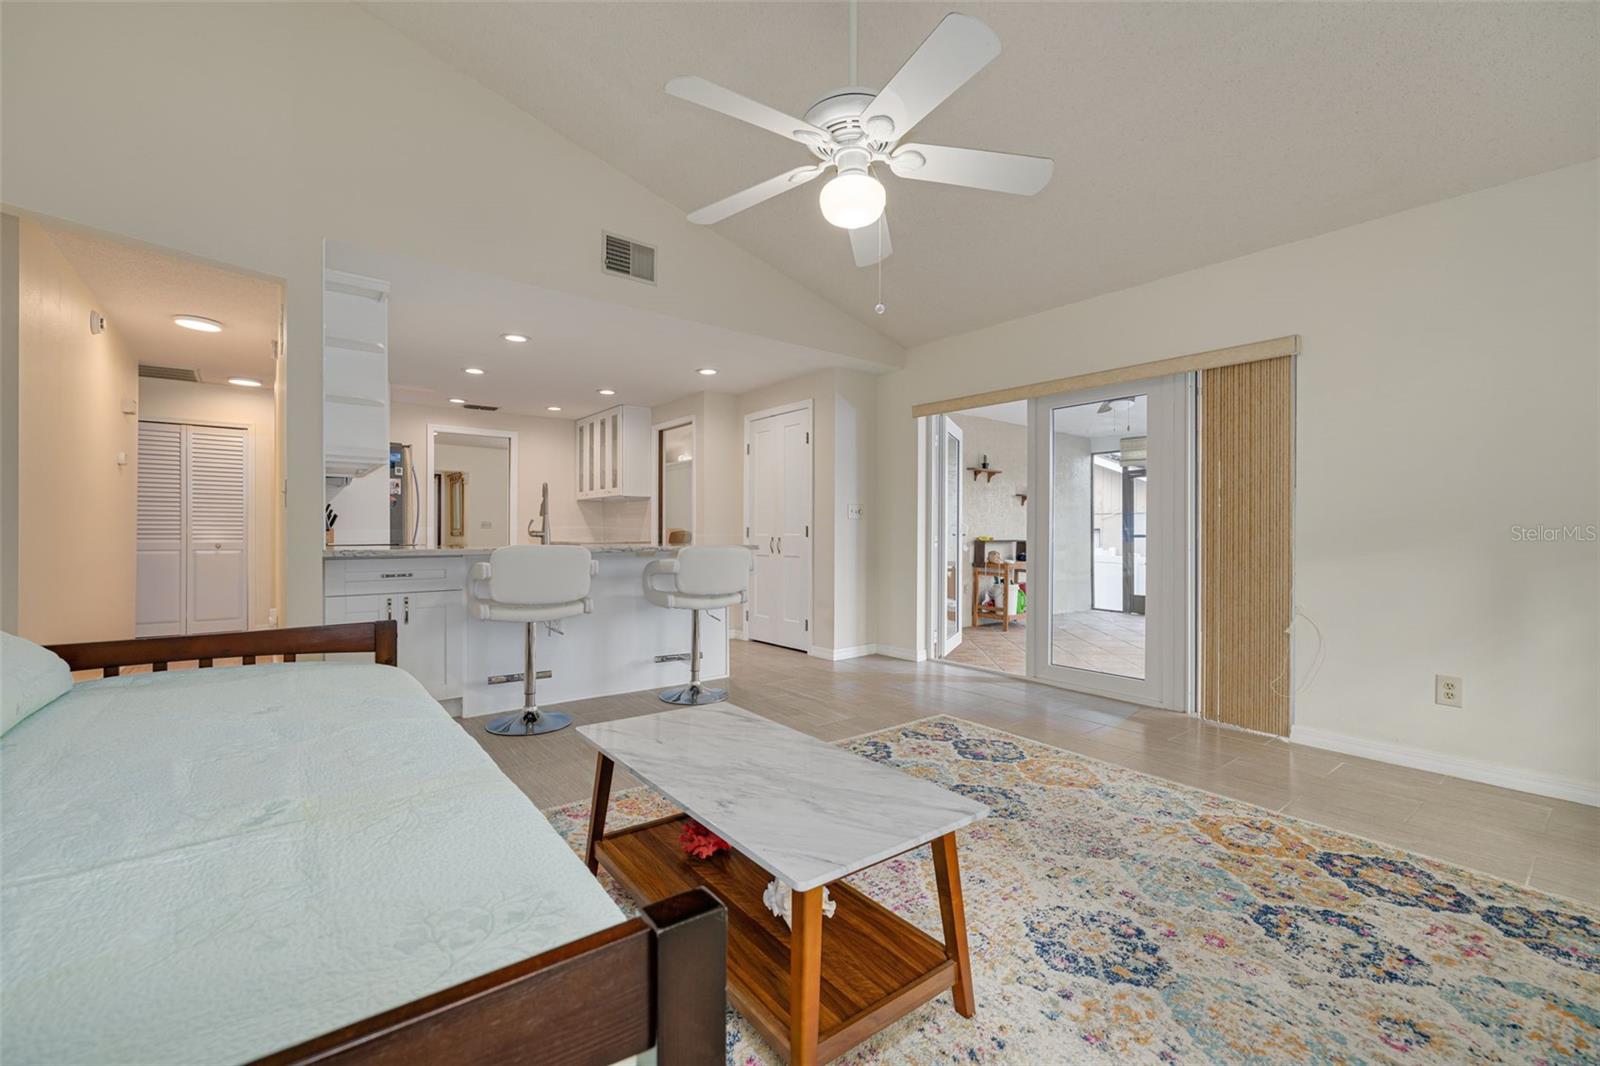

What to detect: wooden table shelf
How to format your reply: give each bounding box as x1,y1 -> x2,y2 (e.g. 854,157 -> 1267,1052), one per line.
594,813 -> 957,1064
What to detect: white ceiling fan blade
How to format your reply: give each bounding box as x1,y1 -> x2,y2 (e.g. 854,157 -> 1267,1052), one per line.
687,166 -> 823,225
889,144 -> 1053,195
666,76 -> 829,144
848,214 -> 892,267
860,14 -> 1001,144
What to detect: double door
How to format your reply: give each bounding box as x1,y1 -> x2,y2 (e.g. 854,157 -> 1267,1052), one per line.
745,405 -> 811,650
136,421 -> 248,636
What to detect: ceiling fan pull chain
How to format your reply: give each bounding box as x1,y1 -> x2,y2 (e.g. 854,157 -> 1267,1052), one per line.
874,215 -> 886,315
849,0 -> 858,85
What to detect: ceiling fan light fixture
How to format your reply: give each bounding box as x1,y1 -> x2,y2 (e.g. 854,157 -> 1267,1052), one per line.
818,171 -> 886,230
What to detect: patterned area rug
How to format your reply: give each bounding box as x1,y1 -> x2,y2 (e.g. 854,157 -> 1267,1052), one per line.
546,716 -> 1599,1064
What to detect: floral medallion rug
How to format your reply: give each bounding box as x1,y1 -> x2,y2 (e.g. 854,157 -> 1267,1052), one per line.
545,715 -> 1599,1065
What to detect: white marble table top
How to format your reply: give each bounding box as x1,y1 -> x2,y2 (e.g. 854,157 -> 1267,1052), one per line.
578,705 -> 988,891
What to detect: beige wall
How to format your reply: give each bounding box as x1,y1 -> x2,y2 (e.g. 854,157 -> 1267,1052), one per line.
137,378 -> 279,629
14,219 -> 139,642
0,2 -> 902,628
876,162 -> 1600,796
432,440 -> 510,548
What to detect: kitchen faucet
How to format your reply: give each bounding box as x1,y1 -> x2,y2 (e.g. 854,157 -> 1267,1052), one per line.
527,482 -> 551,544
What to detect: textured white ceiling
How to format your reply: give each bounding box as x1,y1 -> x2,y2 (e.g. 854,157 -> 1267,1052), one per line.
43,224 -> 281,384
368,2 -> 1599,348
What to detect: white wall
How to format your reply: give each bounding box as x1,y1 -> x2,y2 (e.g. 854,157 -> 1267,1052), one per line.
876,162 -> 1599,797
138,378 -> 279,628
0,2 -> 902,627
433,441 -> 510,548
13,218 -> 140,643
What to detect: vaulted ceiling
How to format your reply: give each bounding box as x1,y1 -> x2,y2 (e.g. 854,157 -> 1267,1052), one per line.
368,2 -> 1599,349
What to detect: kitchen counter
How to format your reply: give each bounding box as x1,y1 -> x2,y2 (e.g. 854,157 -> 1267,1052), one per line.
325,543 -> 664,558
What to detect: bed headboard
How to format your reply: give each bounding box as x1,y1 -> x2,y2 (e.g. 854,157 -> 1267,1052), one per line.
47,622 -> 399,678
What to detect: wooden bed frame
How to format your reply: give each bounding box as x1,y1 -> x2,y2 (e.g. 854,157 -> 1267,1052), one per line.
45,621 -> 728,1066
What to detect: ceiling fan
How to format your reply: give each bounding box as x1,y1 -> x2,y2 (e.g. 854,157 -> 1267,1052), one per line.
666,9 -> 1053,267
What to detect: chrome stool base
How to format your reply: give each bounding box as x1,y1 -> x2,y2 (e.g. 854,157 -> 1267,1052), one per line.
659,684 -> 727,706
486,709 -> 573,736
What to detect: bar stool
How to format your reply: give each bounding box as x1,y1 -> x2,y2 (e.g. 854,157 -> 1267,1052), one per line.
470,545 -> 596,736
643,546 -> 752,705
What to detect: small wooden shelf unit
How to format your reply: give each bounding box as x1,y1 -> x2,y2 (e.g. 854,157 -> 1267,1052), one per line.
592,812 -> 958,1065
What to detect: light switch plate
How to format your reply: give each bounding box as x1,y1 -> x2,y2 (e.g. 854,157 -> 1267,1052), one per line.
848,505 -> 863,520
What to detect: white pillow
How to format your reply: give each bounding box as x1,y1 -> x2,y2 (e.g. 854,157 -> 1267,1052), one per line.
1,631 -> 74,735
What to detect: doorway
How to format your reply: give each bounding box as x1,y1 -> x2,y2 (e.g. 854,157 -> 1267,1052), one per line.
744,402 -> 812,650
424,426 -> 516,549
657,421 -> 694,546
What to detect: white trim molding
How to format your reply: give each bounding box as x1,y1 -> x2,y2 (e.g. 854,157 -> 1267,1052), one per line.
1291,726 -> 1600,808
808,644 -> 878,661
875,644 -> 927,663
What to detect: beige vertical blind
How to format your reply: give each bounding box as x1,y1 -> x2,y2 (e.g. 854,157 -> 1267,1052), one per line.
1200,356 -> 1294,736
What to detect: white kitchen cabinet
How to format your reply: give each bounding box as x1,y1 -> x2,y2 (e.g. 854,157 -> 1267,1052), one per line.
323,269 -> 390,479
324,556 -> 466,701
574,405 -> 652,499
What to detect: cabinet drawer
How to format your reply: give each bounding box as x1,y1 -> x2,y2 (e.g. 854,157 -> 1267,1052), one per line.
325,556 -> 468,596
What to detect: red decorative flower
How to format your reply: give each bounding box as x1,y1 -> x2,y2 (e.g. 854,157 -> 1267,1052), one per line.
679,819 -> 731,860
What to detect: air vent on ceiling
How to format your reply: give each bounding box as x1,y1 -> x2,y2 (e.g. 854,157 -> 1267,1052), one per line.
138,364 -> 201,382
603,233 -> 655,284
462,403 -> 500,412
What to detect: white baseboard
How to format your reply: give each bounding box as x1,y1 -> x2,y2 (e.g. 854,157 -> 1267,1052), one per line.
874,644 -> 927,662
808,644 -> 877,661
1291,725 -> 1600,807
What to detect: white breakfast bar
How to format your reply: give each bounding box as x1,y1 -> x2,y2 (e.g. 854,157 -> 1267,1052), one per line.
323,546 -> 730,718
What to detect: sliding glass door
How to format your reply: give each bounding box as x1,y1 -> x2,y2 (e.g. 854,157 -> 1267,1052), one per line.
1028,375 -> 1191,709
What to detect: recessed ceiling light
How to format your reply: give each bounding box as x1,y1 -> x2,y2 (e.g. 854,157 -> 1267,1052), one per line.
174,315 -> 222,333
464,367 -> 485,375
546,405 -> 562,412
502,333 -> 528,343
597,388 -> 616,396
448,397 -> 466,404
227,377 -> 263,388
696,367 -> 718,376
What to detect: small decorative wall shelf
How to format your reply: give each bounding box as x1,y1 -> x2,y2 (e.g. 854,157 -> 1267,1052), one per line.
967,467 -> 1002,483
1015,492 -> 1028,506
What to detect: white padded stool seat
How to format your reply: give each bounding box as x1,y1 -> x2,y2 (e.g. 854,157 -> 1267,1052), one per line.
642,546 -> 752,706
468,545 -> 596,737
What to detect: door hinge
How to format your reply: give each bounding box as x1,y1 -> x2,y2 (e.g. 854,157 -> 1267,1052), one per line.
805,524 -> 809,537
745,526 -> 750,538
805,431 -> 810,444
804,619 -> 809,632
746,443 -> 751,454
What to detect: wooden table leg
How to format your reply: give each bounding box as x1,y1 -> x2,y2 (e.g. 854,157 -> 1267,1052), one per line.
788,886 -> 823,1066
584,753 -> 614,875
931,832 -> 975,1017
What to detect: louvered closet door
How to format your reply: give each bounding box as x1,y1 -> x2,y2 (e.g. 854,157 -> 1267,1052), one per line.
184,426 -> 249,633
135,422 -> 185,636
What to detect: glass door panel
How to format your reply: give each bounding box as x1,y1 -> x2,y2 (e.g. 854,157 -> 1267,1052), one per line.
1049,395 -> 1148,680
942,418 -> 964,655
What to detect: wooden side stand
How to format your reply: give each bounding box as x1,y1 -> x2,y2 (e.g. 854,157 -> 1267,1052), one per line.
584,753 -> 976,1065
971,560 -> 1026,632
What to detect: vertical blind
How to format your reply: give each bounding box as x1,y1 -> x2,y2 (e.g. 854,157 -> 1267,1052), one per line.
1199,356 -> 1294,736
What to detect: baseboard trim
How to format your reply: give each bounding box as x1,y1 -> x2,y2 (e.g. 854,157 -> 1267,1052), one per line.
808,644 -> 877,661
1291,725 -> 1600,807
874,644 -> 927,662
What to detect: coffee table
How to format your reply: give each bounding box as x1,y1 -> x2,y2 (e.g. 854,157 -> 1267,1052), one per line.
579,706 -> 988,1066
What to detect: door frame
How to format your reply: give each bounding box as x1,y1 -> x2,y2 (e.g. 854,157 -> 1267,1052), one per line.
650,415 -> 697,547
136,417 -> 253,635
424,423 -> 518,550
930,415 -> 964,658
741,400 -> 813,647
1026,373 -> 1195,711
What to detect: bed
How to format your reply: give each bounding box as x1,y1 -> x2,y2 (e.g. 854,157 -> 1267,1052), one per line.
1,622 -> 725,1066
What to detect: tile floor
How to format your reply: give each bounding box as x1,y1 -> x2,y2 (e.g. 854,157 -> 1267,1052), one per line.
939,609 -> 1147,678
469,641 -> 1600,905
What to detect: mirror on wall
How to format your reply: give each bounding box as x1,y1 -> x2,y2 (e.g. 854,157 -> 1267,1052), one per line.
658,423 -> 693,546
428,428 -> 514,549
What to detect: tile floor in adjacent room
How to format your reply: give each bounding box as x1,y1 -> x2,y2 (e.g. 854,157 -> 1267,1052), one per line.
940,609 -> 1146,678
468,641 -> 1600,905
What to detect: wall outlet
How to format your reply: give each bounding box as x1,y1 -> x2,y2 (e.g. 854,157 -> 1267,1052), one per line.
848,504 -> 863,520
1435,674 -> 1462,708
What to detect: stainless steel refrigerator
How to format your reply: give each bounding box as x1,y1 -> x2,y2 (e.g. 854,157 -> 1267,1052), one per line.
388,442 -> 419,547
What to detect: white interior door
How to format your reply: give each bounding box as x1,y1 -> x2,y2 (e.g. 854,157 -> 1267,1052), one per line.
939,417 -> 965,656
746,405 -> 811,650
135,422 -> 184,637
184,426 -> 249,634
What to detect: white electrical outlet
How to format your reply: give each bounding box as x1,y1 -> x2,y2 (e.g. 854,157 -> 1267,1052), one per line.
1435,674 -> 1462,708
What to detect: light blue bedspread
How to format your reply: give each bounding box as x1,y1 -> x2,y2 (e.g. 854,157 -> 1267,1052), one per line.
1,663 -> 623,1065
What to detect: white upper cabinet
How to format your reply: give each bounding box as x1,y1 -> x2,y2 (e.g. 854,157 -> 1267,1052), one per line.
323,269 -> 390,478
575,405 -> 652,499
